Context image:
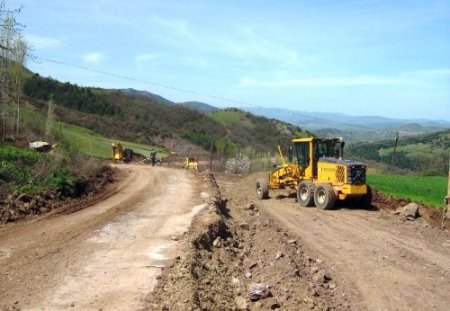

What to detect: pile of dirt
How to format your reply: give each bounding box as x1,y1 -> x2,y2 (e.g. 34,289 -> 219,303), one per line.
0,165 -> 116,223
146,172 -> 350,310
372,189 -> 449,230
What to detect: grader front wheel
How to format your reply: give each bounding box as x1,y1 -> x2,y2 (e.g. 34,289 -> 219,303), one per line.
255,179 -> 269,200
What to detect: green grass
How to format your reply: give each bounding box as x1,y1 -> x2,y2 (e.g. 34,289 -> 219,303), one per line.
378,143 -> 431,156
0,144 -> 75,193
55,122 -> 168,159
367,174 -> 448,208
210,110 -> 244,124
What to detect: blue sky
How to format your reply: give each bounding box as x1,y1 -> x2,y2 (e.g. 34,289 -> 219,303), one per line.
7,0 -> 450,120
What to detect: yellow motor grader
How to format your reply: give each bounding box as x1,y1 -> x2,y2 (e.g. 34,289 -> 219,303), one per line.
111,143 -> 133,163
255,137 -> 371,209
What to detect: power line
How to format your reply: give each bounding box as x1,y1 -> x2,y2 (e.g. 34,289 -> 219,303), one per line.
33,55 -> 369,130
34,56 -> 249,106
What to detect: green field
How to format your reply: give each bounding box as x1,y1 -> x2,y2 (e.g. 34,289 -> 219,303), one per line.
367,174 -> 448,208
56,122 -> 168,159
210,110 -> 244,124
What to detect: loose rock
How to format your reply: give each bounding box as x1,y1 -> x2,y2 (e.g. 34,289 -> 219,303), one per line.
248,283 -> 271,301
401,203 -> 419,220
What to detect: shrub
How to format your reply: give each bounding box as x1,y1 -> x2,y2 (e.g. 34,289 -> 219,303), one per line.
225,153 -> 250,174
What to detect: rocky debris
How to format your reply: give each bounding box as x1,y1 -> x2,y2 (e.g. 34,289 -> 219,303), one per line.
248,283 -> 271,301
275,251 -> 284,260
393,202 -> 420,220
245,202 -> 256,210
239,222 -> 250,230
373,190 -> 450,230
312,269 -> 332,284
146,172 -> 352,310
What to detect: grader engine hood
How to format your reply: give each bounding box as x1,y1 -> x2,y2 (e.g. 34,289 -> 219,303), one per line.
317,158 -> 367,185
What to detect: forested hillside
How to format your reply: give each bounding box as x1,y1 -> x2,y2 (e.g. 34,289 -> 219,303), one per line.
348,130 -> 450,176
21,73 -> 309,156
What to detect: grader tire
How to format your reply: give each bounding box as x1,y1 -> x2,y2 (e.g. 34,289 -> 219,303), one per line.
314,184 -> 336,210
256,179 -> 269,200
361,185 -> 373,209
297,181 -> 315,207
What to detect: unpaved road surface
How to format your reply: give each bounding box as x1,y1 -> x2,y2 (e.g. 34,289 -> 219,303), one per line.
0,164 -> 207,310
216,174 -> 450,311
264,204 -> 450,310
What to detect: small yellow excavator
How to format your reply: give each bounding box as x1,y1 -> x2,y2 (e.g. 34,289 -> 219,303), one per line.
256,137 -> 371,209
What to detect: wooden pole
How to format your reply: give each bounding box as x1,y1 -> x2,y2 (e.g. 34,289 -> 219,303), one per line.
392,131 -> 399,165
446,155 -> 450,207
209,140 -> 214,171
443,154 -> 450,230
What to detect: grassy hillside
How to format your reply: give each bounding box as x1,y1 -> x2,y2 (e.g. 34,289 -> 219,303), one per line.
348,130 -> 450,176
22,74 -> 311,156
56,122 -> 167,159
210,108 -> 311,153
368,174 -> 447,208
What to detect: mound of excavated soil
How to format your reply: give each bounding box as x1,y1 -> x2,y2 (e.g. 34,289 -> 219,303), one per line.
373,189 -> 449,230
0,165 -> 116,223
146,172 -> 351,310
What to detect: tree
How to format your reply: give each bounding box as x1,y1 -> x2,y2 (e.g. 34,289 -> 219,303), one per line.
0,1 -> 27,140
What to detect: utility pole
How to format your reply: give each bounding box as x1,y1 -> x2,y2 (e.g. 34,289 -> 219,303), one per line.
443,155 -> 450,229
446,155 -> 450,211
392,131 -> 399,165
209,140 -> 214,171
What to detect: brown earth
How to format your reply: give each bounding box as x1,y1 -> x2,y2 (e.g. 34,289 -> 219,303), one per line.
148,172 -> 450,311
0,164 -> 209,310
1,167 -> 449,310
0,165 -> 115,223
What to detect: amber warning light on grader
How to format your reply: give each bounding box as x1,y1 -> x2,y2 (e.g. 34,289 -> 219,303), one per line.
256,137 -> 372,210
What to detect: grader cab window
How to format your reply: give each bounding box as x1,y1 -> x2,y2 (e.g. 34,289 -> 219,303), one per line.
315,141 -> 336,160
294,142 -> 310,172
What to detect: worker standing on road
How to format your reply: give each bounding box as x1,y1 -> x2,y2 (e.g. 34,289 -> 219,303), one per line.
150,150 -> 157,166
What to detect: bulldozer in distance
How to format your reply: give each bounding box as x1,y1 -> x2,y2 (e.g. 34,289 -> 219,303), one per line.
255,137 -> 372,209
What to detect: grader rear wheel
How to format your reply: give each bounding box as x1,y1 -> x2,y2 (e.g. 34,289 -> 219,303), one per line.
314,184 -> 336,210
255,179 -> 269,200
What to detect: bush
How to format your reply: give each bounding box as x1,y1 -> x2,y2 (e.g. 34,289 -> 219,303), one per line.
225,153 -> 250,174
46,167 -> 75,196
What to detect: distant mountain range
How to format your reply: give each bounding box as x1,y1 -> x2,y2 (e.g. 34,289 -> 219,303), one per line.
243,107 -> 450,130
242,107 -> 450,142
117,88 -> 450,142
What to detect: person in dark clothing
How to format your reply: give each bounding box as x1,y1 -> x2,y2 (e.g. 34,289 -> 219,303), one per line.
150,150 -> 156,166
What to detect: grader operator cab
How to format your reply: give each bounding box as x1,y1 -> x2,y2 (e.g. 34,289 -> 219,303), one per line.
256,137 -> 371,210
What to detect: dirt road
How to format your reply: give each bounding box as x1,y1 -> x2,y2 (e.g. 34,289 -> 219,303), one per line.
216,174 -> 450,310
0,164 -> 207,310
263,204 -> 450,310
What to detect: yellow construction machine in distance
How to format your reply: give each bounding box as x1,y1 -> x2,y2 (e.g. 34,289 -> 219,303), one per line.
256,137 -> 371,209
112,143 -> 133,163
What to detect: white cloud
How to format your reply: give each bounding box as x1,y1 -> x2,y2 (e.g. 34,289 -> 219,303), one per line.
239,70 -> 448,88
26,34 -> 63,50
135,53 -> 159,63
84,52 -> 104,64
